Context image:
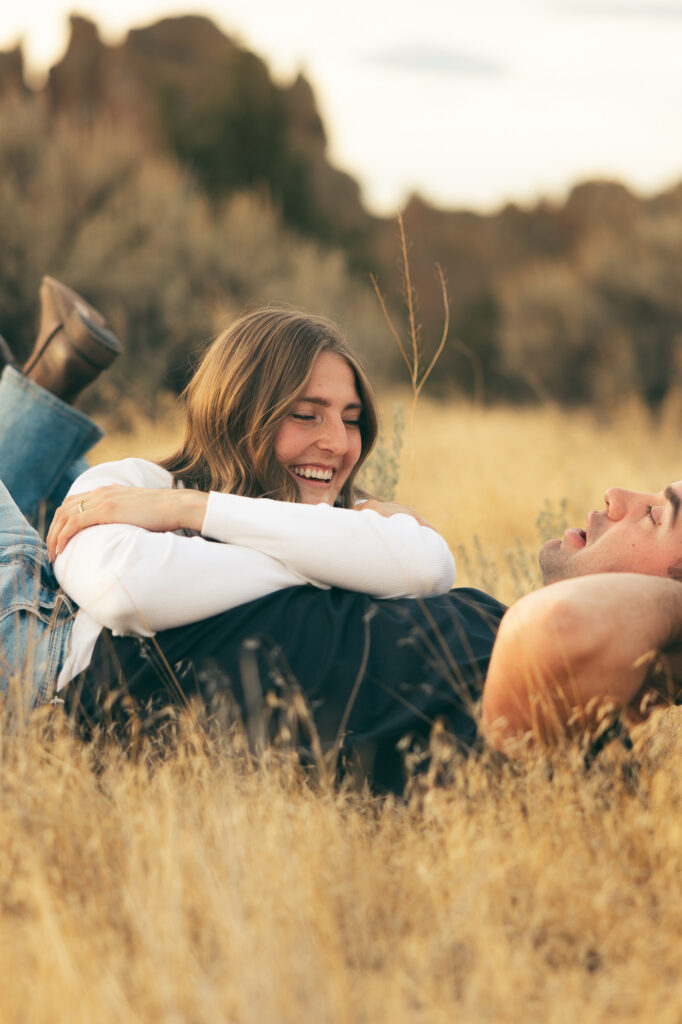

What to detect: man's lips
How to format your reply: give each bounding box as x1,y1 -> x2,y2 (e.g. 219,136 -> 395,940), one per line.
564,526 -> 587,548
563,510 -> 604,549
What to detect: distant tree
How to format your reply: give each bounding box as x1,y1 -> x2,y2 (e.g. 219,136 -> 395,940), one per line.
498,263 -> 607,404
497,206 -> 682,410
0,97 -> 388,422
158,49 -> 317,235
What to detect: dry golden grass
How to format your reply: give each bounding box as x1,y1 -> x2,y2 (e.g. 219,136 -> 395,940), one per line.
392,390 -> 682,604
7,395 -> 682,1023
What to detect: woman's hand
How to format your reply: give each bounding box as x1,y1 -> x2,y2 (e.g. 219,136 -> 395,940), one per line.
47,485 -> 209,561
353,498 -> 433,529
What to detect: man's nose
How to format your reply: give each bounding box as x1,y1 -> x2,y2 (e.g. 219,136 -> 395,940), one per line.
604,487 -> 640,520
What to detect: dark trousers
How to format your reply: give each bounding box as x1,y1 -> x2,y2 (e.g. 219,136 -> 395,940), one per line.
64,586 -> 506,793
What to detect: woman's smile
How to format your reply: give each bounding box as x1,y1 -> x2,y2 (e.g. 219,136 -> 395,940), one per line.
275,350 -> 363,504
290,464 -> 335,483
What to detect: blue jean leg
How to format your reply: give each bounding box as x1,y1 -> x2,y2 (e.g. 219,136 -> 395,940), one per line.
0,366 -> 103,520
0,478 -> 74,707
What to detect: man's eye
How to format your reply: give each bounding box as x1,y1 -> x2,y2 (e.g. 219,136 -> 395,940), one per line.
647,505 -> 662,525
292,414 -> 315,421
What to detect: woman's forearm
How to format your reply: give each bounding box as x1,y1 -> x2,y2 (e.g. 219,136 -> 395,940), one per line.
54,524 -> 309,635
201,490 -> 456,598
55,457 -> 456,599
52,456 -> 455,635
52,458 -> 308,633
47,484 -> 208,558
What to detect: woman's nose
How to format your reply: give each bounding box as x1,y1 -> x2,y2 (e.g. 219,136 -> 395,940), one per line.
318,417 -> 348,455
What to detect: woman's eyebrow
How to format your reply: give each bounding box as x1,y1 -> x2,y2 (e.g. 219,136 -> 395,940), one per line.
665,485 -> 681,526
299,396 -> 363,411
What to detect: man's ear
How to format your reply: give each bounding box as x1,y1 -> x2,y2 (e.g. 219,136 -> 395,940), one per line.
667,560 -> 682,582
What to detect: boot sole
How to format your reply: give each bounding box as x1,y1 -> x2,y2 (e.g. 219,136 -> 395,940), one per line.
43,276 -> 107,329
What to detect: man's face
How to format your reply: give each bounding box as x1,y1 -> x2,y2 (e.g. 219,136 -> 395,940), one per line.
539,482 -> 682,584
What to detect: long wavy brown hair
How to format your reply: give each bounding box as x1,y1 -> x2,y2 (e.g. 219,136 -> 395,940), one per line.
160,307 -> 379,506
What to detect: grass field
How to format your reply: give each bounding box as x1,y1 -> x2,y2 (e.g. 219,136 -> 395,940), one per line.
4,395 -> 682,1023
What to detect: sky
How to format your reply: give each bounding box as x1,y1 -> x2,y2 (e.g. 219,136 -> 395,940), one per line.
2,0 -> 682,214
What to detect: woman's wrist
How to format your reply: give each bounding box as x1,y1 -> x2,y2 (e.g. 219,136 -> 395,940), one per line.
179,489 -> 210,533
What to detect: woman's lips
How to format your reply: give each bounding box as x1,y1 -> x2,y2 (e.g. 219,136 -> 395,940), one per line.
288,466 -> 336,489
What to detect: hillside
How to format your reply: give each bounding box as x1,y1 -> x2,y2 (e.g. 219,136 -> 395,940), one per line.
1,14 -> 681,407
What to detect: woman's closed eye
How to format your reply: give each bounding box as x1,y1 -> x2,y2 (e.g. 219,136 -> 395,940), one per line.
292,412 -> 361,427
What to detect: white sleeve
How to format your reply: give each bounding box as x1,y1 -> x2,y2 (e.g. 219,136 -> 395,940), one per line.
53,458 -> 455,639
53,458 -> 311,636
201,491 -> 456,598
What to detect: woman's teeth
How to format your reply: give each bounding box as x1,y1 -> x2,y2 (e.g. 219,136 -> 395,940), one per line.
292,466 -> 333,482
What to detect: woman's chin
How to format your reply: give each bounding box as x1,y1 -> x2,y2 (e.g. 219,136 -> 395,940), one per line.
299,486 -> 337,505
295,481 -> 339,505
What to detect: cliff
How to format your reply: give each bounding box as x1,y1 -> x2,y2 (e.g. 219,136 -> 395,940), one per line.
1,14 -> 681,406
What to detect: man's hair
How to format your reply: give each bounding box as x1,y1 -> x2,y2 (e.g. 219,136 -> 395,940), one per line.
160,306 -> 378,506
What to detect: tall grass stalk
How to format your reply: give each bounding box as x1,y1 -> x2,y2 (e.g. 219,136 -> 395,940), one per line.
371,212 -> 449,498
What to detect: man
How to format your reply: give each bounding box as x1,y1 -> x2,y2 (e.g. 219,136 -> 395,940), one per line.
482,483 -> 682,751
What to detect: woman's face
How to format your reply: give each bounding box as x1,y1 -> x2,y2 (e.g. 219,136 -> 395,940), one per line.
274,350 -> 363,504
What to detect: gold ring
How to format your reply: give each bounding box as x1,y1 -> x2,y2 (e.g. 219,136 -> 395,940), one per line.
78,499 -> 85,513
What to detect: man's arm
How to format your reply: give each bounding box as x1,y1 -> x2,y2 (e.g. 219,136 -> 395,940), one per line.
481,573 -> 682,752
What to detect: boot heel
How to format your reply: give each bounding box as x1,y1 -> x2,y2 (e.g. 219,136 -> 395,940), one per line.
73,311 -> 122,360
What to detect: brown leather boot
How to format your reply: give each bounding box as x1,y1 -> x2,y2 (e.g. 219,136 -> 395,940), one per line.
23,277 -> 122,404
41,275 -> 107,328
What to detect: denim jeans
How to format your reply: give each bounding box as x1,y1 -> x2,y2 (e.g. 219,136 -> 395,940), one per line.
0,365 -> 102,522
0,480 -> 75,706
0,366 -> 102,705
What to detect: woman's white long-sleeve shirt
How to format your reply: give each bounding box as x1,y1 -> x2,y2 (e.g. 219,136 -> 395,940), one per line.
54,457 -> 456,688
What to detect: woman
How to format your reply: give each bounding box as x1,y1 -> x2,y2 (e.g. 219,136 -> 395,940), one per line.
4,298 -> 505,790
48,307 -> 460,682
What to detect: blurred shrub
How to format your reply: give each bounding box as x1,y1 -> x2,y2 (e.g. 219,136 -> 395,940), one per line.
0,97 -> 391,424
498,263 -> 607,404
6,91 -> 680,413
497,205 -> 682,409
580,212 -> 682,411
430,291 -> 502,402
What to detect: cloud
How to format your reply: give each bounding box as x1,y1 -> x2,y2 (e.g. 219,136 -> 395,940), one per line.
560,2 -> 682,17
364,44 -> 505,77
